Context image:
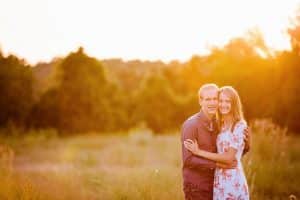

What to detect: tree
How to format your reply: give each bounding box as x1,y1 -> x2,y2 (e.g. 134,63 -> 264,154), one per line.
55,47 -> 112,133
0,54 -> 34,129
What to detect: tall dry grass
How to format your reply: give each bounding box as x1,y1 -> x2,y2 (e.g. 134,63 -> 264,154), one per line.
0,120 -> 299,199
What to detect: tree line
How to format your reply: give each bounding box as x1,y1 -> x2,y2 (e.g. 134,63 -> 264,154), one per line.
1,28 -> 300,135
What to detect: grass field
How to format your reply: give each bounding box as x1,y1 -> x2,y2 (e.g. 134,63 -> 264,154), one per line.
0,120 -> 299,200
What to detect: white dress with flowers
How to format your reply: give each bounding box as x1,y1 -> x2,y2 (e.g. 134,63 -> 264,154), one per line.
213,120 -> 249,200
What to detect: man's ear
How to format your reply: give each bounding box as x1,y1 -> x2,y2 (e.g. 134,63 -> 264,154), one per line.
198,97 -> 202,106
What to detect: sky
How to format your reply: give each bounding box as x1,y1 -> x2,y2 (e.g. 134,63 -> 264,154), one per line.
0,0 -> 299,64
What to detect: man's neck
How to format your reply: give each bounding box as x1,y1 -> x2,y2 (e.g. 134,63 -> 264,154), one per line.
201,109 -> 215,120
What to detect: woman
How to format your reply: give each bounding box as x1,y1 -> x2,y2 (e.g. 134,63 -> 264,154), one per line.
184,86 -> 249,200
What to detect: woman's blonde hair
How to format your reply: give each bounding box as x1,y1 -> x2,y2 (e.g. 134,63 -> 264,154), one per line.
218,86 -> 245,131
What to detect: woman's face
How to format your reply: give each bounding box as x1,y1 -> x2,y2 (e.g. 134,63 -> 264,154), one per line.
219,92 -> 232,115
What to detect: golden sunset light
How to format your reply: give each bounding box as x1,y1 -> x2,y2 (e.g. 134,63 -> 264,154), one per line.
0,0 -> 299,64
1,1 -> 300,199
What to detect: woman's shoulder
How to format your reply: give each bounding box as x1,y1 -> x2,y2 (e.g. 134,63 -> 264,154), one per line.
237,119 -> 247,126
233,120 -> 247,131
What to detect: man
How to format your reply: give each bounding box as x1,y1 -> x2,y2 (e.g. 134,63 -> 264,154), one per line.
181,83 -> 250,200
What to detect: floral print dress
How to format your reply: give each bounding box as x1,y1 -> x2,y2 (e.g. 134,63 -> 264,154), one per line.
213,120 -> 249,200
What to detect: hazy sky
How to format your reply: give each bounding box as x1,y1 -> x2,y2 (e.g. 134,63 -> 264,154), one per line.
0,0 -> 299,64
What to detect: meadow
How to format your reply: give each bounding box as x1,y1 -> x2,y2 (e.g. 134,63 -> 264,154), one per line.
0,119 -> 299,200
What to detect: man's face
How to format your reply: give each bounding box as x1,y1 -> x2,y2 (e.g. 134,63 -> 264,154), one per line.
199,88 -> 218,116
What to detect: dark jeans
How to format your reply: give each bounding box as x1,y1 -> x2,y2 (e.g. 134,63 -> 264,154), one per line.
183,182 -> 213,200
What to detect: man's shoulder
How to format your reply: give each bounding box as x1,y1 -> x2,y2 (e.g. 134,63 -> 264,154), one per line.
182,113 -> 201,128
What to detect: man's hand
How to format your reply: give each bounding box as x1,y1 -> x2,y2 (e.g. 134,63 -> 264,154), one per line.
243,126 -> 251,155
216,159 -> 237,169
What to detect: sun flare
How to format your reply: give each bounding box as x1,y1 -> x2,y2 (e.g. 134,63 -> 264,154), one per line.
0,0 -> 299,64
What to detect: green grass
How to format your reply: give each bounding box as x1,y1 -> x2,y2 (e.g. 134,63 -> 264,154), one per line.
0,120 -> 299,199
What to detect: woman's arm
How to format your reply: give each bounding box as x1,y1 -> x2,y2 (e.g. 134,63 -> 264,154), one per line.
216,161 -> 237,169
184,139 -> 237,165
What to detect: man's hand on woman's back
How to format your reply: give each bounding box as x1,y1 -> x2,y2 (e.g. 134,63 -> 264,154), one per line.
243,126 -> 251,155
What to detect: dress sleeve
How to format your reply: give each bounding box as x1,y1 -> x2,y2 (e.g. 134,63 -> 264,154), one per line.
229,121 -> 246,150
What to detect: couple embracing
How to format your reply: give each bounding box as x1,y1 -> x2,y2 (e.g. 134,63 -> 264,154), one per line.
181,83 -> 251,200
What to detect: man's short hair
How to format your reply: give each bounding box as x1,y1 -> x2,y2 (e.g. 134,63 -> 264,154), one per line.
198,83 -> 219,99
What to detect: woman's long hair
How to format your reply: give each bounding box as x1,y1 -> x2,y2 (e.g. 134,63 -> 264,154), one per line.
218,86 -> 245,132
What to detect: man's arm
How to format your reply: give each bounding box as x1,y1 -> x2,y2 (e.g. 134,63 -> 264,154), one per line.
242,126 -> 251,155
181,122 -> 216,170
